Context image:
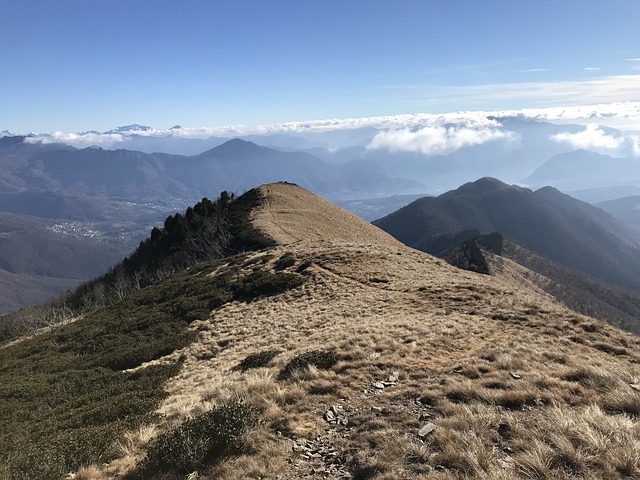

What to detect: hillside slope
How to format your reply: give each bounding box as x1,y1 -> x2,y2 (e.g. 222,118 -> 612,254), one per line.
407,229 -> 640,334
0,212 -> 126,313
1,183 -> 639,480
374,177 -> 640,291
487,236 -> 640,334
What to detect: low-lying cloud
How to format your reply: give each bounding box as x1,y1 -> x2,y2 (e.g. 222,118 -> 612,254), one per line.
367,125 -> 515,155
25,131 -> 126,145
15,100 -> 640,149
549,124 -> 640,156
550,124 -> 624,151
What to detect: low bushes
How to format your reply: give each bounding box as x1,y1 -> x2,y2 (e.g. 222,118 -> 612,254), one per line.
279,350 -> 340,379
233,349 -> 281,372
129,401 -> 258,478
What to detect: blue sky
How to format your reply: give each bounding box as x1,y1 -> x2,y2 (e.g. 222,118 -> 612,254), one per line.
2,0 -> 639,133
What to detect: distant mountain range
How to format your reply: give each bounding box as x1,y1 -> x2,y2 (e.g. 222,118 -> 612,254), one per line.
11,117 -> 640,195
0,136 -> 420,205
3,120 -> 640,314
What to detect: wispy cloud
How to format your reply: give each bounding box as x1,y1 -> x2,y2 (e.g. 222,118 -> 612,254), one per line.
584,67 -> 601,71
368,126 -> 515,156
518,68 -> 549,73
444,74 -> 640,106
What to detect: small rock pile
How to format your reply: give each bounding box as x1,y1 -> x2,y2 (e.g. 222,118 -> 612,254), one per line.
365,371 -> 400,394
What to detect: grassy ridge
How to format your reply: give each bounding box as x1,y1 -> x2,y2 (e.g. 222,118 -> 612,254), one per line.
0,259 -> 304,479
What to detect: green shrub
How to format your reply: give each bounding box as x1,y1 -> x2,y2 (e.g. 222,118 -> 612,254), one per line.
233,349 -> 280,372
279,350 -> 340,379
232,270 -> 304,300
130,401 -> 258,478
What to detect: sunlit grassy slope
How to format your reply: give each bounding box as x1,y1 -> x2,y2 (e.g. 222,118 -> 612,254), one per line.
2,182 -> 639,480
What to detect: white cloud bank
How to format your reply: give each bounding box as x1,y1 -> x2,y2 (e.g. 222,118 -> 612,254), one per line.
20,99 -> 640,149
368,125 -> 514,155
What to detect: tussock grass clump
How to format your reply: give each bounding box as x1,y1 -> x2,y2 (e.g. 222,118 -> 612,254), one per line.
296,259 -> 313,273
129,401 -> 258,479
493,389 -> 551,410
593,342 -> 628,356
233,349 -> 281,372
279,350 -> 340,379
600,389 -> 640,416
562,366 -> 619,392
274,252 -> 296,271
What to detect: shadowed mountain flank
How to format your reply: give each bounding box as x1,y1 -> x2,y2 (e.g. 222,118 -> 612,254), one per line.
374,177 -> 640,291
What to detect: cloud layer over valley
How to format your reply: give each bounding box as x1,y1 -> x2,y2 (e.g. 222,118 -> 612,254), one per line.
10,101 -> 639,159
367,125 -> 516,155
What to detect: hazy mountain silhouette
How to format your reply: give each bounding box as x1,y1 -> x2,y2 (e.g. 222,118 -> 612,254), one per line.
523,149 -> 640,191
597,195 -> 640,233
0,137 -> 420,209
568,185 -> 640,204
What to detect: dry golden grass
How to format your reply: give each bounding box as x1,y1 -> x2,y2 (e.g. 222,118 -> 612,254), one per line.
79,183 -> 640,479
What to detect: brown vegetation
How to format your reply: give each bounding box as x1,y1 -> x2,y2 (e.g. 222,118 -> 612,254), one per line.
7,183 -> 640,480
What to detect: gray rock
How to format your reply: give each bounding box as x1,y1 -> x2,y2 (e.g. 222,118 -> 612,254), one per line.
373,382 -> 385,389
418,422 -> 437,438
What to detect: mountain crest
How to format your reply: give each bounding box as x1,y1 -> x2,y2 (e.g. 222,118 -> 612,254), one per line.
199,138 -> 273,158
447,177 -> 530,196
252,182 -> 403,247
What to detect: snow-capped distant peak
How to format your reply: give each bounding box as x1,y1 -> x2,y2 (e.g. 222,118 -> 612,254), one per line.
104,124 -> 153,135
0,130 -> 15,138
